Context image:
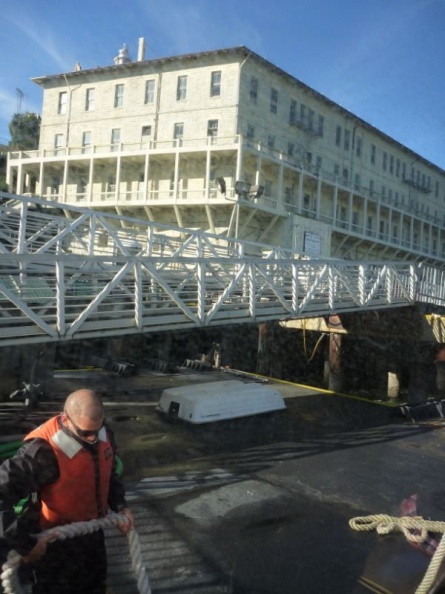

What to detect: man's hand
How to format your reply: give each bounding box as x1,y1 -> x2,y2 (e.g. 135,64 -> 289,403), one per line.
116,507 -> 135,534
22,532 -> 59,563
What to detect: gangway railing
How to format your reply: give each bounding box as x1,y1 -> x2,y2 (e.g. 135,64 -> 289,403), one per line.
0,193 -> 444,347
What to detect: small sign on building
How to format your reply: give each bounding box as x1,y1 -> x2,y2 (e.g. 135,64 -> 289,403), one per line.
303,231 -> 321,257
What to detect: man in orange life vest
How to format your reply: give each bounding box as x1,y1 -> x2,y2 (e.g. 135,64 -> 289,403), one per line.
0,388 -> 135,593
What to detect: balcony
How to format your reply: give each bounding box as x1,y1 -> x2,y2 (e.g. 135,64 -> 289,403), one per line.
402,176 -> 432,194
8,135 -> 241,161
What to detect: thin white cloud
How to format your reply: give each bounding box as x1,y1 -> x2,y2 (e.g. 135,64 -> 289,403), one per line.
3,12 -> 73,72
136,0 -> 262,56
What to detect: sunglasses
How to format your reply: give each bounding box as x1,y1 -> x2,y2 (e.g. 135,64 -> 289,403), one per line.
65,412 -> 104,438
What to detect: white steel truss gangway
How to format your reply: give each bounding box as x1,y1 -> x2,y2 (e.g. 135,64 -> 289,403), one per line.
0,192 -> 445,347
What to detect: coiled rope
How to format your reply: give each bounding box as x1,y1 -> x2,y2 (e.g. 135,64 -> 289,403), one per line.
0,512 -> 151,594
350,514 -> 445,594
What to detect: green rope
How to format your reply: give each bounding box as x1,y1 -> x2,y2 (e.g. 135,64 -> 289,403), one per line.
0,440 -> 23,458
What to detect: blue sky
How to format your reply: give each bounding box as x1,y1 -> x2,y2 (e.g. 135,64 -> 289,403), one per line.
2,0 -> 445,167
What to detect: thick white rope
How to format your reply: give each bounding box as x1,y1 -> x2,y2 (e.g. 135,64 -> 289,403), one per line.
0,512 -> 151,594
350,514 -> 445,594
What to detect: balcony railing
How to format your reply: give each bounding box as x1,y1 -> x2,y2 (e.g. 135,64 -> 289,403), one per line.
8,135 -> 241,160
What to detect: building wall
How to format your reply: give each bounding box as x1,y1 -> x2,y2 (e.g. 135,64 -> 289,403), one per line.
7,46 -> 445,262
39,58 -> 241,151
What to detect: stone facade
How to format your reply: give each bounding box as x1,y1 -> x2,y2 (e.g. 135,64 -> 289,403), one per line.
7,45 -> 445,263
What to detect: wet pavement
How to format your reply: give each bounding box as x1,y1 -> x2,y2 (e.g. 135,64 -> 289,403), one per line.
122,418 -> 445,594
3,371 -> 445,593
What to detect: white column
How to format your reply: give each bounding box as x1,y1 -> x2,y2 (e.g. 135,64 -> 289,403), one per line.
88,158 -> 94,202
62,159 -> 68,202
297,172 -> 304,213
143,153 -> 150,201
316,175 -> 322,218
174,150 -> 180,201
332,185 -> 338,225
205,148 -> 211,200
277,158 -> 284,209
115,155 -> 121,202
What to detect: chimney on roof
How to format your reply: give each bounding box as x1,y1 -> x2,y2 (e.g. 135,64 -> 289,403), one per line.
114,44 -> 131,65
137,37 -> 146,62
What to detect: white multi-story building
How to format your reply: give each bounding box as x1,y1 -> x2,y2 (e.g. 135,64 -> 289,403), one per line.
7,41 -> 445,263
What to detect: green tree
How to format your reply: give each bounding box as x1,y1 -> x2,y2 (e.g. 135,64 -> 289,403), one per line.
0,152 -> 7,191
9,112 -> 41,150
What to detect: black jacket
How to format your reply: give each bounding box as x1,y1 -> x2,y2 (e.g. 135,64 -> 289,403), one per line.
0,420 -> 128,556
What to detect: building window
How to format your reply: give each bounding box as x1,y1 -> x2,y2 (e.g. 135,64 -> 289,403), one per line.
207,119 -> 218,138
316,155 -> 322,171
300,104 -> 306,124
54,133 -> 64,155
355,136 -> 362,158
371,144 -> 376,165
174,122 -> 184,140
246,124 -> 255,141
270,88 -> 278,114
210,71 -> 221,97
288,142 -> 296,157
114,84 -> 124,108
335,125 -> 342,147
389,155 -> 394,175
369,180 -> 374,195
51,177 -> 61,196
79,179 -> 87,195
289,100 -> 297,124
141,125 -> 151,146
284,187 -> 292,203
85,88 -> 95,111
267,134 -> 275,150
177,75 -> 187,101
382,151 -> 387,171
396,158 -> 400,177
141,125 -> 152,137
318,115 -> 324,136
308,109 -> 314,130
145,80 -> 155,104
58,92 -> 67,115
111,128 -> 121,151
82,131 -> 92,154
344,129 -> 350,151
250,77 -> 258,104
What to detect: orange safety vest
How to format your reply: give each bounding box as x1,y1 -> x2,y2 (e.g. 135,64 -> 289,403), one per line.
26,416 -> 114,529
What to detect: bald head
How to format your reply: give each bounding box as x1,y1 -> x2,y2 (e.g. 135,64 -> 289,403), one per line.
64,389 -> 104,425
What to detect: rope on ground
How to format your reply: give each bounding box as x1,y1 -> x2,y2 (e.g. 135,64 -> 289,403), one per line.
350,514 -> 445,594
0,512 -> 151,594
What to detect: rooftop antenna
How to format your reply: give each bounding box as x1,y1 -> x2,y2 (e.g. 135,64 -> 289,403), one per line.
16,88 -> 24,113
